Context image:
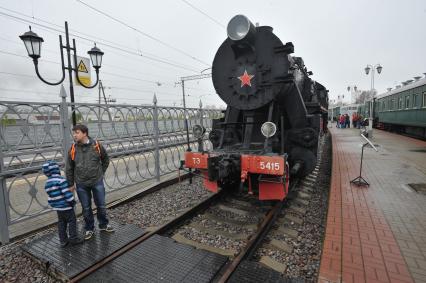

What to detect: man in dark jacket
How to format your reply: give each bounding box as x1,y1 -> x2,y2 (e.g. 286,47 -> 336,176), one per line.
66,124 -> 113,240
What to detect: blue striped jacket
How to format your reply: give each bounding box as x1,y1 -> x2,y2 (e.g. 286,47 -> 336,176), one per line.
42,161 -> 74,211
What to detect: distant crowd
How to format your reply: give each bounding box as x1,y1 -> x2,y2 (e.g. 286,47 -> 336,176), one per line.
334,113 -> 368,129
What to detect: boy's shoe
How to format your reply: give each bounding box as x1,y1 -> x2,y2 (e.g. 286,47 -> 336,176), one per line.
69,237 -> 84,246
60,241 -> 69,248
84,230 -> 94,240
99,224 -> 115,233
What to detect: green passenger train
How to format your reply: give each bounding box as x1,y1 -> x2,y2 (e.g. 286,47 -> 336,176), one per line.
369,75 -> 426,139
327,75 -> 426,139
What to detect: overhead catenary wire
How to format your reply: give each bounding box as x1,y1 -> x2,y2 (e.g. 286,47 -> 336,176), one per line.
0,70 -> 213,105
0,6 -> 217,107
180,0 -> 225,28
75,0 -> 211,67
0,36 -> 178,82
0,6 -> 202,71
0,49 -> 171,86
0,6 -> 197,72
0,9 -> 200,73
0,49 -> 215,93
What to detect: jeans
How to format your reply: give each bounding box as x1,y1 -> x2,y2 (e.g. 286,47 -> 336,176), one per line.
76,178 -> 109,231
57,209 -> 78,243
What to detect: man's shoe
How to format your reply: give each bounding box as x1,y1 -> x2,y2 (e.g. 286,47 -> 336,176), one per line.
99,224 -> 114,233
69,237 -> 84,246
84,230 -> 94,240
60,241 -> 69,248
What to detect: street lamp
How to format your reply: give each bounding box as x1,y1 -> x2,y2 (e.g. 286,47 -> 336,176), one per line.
364,64 -> 382,138
347,85 -> 358,103
347,85 -> 357,92
19,22 -> 104,125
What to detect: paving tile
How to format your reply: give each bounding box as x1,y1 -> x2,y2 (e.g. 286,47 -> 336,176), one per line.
319,128 -> 426,283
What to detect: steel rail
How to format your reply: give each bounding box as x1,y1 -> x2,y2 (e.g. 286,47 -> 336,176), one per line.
69,189 -> 224,283
217,180 -> 299,283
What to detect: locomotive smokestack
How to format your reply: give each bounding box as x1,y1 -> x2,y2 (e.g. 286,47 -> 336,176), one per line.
227,15 -> 256,43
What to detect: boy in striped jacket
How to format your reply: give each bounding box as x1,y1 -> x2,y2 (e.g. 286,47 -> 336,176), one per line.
42,160 -> 83,247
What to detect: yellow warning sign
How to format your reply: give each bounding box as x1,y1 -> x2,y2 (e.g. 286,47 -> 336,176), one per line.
77,60 -> 88,73
78,77 -> 91,87
75,56 -> 91,87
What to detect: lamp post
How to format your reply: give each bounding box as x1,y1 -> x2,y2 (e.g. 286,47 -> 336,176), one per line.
19,22 -> 104,126
329,99 -> 335,127
364,64 -> 382,138
347,85 -> 357,104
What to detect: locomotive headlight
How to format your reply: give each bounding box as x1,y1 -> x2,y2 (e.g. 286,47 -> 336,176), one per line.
261,122 -> 277,138
192,124 -> 206,139
227,15 -> 255,41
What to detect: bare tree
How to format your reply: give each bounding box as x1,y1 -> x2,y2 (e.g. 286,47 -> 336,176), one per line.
355,90 -> 376,104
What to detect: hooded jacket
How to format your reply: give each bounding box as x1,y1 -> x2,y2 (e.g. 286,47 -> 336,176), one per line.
66,137 -> 109,187
42,161 -> 74,210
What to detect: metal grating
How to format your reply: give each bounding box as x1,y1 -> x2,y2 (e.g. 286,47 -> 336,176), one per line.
82,234 -> 228,283
21,222 -> 146,280
228,260 -> 303,283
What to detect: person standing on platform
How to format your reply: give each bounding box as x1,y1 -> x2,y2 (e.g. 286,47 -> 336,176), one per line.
42,160 -> 83,247
345,114 -> 350,128
340,114 -> 346,128
66,124 -> 114,240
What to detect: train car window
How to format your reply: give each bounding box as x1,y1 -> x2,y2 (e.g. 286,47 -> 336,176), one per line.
413,94 -> 418,108
423,92 -> 426,108
405,96 -> 410,109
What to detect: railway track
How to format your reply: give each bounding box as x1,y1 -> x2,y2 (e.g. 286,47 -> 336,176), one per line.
69,189 -> 223,282
64,173 -> 301,282
21,133 -> 331,282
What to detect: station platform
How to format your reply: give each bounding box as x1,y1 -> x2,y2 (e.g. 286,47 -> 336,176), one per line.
319,126 -> 426,283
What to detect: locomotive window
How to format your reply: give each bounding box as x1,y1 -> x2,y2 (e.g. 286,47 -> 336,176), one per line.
398,97 -> 403,109
413,94 -> 418,108
405,96 -> 410,109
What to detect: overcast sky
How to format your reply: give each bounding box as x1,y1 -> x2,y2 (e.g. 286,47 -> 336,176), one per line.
0,0 -> 425,108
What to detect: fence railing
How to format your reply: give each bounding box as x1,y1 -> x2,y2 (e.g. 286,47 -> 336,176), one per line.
0,97 -> 223,243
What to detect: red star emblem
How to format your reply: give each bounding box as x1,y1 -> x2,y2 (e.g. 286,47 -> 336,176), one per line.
237,69 -> 254,87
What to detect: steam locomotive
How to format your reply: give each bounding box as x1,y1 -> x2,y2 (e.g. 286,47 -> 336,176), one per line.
184,15 -> 329,200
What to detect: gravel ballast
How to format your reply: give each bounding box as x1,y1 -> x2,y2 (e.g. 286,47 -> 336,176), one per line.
0,177 -> 211,282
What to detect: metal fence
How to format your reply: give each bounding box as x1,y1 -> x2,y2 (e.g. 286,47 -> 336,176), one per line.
0,96 -> 223,243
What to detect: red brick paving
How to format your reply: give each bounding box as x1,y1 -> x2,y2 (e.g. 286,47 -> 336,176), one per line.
319,127 -> 417,283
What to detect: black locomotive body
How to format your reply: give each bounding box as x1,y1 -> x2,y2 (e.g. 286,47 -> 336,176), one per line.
185,15 -> 328,200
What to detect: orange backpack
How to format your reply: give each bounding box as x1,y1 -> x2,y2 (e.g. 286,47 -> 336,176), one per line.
69,140 -> 101,161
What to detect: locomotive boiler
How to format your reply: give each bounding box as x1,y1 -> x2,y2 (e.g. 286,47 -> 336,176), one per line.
184,15 -> 329,200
